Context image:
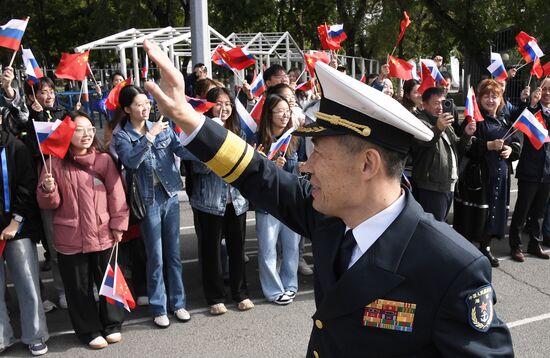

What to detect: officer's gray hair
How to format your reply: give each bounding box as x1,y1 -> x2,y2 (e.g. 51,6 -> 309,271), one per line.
335,135 -> 407,180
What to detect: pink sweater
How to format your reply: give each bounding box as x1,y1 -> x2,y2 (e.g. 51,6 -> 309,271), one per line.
37,149 -> 129,254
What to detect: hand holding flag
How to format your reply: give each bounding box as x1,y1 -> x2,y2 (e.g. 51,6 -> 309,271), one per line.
487,53 -> 508,81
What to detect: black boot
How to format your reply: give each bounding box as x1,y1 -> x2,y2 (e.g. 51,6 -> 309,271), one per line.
479,241 -> 499,267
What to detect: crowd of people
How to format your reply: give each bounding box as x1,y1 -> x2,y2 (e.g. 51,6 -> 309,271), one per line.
0,49 -> 547,355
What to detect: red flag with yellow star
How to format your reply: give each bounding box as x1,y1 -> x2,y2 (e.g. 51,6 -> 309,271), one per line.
55,51 -> 90,81
387,55 -> 414,80
304,51 -> 330,77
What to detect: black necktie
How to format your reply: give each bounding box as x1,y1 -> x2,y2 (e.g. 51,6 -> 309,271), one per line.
335,230 -> 357,279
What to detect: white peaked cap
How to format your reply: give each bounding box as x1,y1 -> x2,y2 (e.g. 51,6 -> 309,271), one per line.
294,61 -> 433,154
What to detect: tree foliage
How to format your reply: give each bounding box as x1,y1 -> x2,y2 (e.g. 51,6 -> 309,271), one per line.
1,0 -> 549,80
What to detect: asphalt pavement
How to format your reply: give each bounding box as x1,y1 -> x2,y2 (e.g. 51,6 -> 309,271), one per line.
4,177 -> 550,357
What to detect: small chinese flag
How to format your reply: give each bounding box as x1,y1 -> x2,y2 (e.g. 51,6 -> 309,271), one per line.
55,51 -> 90,81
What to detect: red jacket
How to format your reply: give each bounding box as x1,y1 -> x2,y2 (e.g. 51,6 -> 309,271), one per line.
37,148 -> 129,254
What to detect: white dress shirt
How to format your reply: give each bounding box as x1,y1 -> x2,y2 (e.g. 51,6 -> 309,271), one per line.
346,191 -> 406,269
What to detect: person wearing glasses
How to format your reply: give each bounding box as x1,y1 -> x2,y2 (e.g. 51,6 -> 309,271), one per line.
114,85 -> 191,328
37,111 -> 129,349
254,94 -> 307,304
184,87 -> 253,315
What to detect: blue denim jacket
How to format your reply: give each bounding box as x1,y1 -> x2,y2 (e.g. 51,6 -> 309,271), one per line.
181,124 -> 249,216
187,158 -> 249,216
114,120 -> 186,205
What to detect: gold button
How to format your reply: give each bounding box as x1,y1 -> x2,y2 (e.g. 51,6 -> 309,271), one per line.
313,350 -> 319,358
362,126 -> 371,137
315,319 -> 323,329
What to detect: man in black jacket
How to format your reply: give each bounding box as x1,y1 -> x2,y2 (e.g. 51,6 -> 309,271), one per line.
141,39 -> 514,357
509,78 -> 550,262
412,87 -> 476,221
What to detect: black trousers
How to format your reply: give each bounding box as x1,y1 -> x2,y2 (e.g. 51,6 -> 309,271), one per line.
195,205 -> 249,305
58,248 -> 125,344
413,187 -> 453,222
119,237 -> 148,298
509,180 -> 550,249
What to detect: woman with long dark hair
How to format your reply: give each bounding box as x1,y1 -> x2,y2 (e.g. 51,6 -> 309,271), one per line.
187,87 -> 253,315
114,85 -> 190,328
37,111 -> 129,349
254,94 -> 306,304
401,79 -> 422,114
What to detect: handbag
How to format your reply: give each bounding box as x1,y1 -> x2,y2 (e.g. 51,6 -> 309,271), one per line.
125,169 -> 146,223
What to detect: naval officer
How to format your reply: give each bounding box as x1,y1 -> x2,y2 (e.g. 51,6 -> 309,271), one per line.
142,39 -> 513,357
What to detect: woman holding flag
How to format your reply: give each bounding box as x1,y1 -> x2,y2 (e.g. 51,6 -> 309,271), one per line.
254,94 -> 306,304
453,79 -> 521,267
186,87 -> 253,315
37,111 -> 129,349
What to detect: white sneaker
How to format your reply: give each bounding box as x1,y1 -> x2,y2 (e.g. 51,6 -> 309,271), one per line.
58,294 -> 68,309
298,257 -> 313,276
136,296 -> 149,306
153,315 -> 170,328
105,332 -> 122,344
42,300 -> 56,313
88,336 -> 108,349
174,308 -> 191,322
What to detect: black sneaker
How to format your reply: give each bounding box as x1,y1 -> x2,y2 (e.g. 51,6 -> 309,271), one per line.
273,294 -> 293,305
29,343 -> 48,356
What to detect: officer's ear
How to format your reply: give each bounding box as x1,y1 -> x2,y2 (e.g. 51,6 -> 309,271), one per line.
360,147 -> 383,181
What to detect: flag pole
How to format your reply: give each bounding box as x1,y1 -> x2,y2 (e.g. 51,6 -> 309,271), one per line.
516,62 -> 529,71
501,117 -> 520,140
8,47 -> 18,68
31,119 -> 49,174
528,73 -> 533,87
514,58 -> 524,68
86,63 -> 101,93
77,83 -> 84,104
502,128 -> 519,142
232,69 -> 246,84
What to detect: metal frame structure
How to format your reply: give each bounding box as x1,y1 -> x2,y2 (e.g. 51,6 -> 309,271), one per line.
74,26 -> 378,86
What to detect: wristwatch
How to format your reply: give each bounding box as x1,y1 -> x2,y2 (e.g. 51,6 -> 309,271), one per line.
12,214 -> 23,224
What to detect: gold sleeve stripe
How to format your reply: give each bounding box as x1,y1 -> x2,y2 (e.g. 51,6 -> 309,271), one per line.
205,130 -> 253,183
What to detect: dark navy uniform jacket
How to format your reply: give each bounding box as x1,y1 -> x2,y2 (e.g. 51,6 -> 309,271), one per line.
186,119 -> 514,357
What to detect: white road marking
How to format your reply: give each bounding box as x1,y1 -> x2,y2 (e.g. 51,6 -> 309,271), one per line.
507,313 -> 550,328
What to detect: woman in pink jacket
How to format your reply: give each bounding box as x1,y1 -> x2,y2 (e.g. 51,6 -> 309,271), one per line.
37,111 -> 129,349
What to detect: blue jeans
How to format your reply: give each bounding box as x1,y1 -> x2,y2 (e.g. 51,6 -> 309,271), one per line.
256,212 -> 299,301
0,238 -> 49,349
140,186 -> 186,317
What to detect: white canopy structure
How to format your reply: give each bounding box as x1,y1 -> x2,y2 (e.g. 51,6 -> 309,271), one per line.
75,26 -> 378,86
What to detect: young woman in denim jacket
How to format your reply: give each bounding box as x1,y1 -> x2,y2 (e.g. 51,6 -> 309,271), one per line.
113,85 -> 190,328
185,87 -> 253,315
254,94 -> 307,304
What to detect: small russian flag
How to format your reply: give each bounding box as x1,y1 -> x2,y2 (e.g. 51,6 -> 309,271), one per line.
141,54 -> 149,79
0,18 -> 28,51
327,24 -> 347,43
33,116 -> 76,159
235,99 -> 257,142
513,108 -> 549,150
267,127 -> 295,160
487,53 -> 508,81
22,47 -> 44,85
186,96 -> 216,113
464,87 -> 484,123
516,31 -> 544,64
249,72 -> 265,98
